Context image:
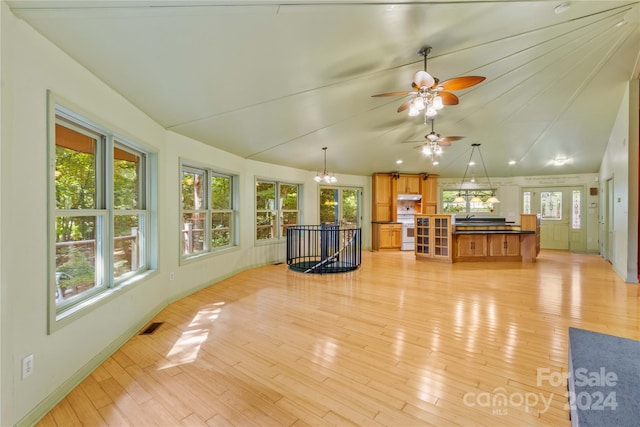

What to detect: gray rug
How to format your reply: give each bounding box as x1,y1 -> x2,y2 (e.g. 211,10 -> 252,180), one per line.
568,327 -> 640,426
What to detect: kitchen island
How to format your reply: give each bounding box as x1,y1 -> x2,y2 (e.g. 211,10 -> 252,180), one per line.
415,214 -> 540,263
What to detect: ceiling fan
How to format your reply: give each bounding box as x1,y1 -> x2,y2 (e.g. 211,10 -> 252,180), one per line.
403,119 -> 464,164
372,46 -> 485,121
403,119 -> 465,147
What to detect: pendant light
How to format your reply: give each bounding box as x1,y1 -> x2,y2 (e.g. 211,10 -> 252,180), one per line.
314,147 -> 337,184
454,144 -> 500,204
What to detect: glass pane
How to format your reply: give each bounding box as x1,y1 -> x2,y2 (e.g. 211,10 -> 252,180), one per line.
470,190 -> 494,213
342,189 -> 358,226
572,190 -> 581,229
281,211 -> 298,237
320,188 -> 338,224
114,146 -> 141,210
182,170 -> 205,210
182,213 -> 206,254
55,123 -> 96,209
541,191 -> 562,220
523,191 -> 531,214
114,214 -> 141,279
256,211 -> 276,240
211,212 -> 231,248
55,216 -> 98,303
442,190 -> 466,213
211,175 -> 231,210
280,184 -> 298,210
256,181 -> 276,210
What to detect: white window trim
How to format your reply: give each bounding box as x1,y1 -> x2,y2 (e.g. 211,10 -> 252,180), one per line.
48,92 -> 157,333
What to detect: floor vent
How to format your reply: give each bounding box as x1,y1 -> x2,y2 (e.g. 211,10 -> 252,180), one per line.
140,322 -> 163,335
273,262 -> 283,265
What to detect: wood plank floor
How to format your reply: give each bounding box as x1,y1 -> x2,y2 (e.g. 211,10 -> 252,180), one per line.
37,250 -> 640,426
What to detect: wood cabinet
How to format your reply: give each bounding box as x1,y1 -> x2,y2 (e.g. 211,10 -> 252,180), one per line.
397,174 -> 420,194
455,234 -> 488,258
372,223 -> 401,250
372,173 -> 393,222
415,214 -> 452,262
520,213 -> 541,262
420,175 -> 438,214
488,234 -> 521,257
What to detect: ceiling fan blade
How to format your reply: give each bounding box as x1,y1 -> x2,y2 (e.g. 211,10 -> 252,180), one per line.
439,91 -> 459,105
372,91 -> 413,97
440,136 -> 464,143
439,76 -> 486,91
397,99 -> 413,113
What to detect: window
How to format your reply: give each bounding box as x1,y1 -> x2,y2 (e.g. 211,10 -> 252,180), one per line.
51,102 -> 155,322
523,191 -> 532,214
442,189 -> 497,214
572,190 -> 581,229
181,163 -> 237,259
541,191 -> 562,220
256,180 -> 300,241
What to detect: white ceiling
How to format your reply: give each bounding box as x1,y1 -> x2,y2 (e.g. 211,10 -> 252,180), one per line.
9,0 -> 640,178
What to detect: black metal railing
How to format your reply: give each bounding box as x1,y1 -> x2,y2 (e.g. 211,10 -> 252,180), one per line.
286,224 -> 361,274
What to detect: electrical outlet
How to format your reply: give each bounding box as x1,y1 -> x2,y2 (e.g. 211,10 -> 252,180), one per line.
22,354 -> 34,380
169,272 -> 175,281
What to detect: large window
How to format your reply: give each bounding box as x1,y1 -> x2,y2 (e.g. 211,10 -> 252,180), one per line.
442,189 -> 497,214
51,103 -> 155,322
256,180 -> 300,241
181,164 -> 237,259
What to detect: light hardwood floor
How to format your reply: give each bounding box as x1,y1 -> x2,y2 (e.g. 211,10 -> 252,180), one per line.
37,250 -> 639,426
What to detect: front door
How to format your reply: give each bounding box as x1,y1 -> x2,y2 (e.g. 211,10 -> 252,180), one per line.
320,187 -> 362,227
522,186 -> 585,251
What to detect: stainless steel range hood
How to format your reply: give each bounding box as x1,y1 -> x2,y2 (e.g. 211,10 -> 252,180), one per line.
397,194 -> 422,201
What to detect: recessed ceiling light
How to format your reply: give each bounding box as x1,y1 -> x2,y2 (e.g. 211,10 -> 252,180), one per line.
396,160 -> 403,164
432,161 -> 439,166
469,161 -> 476,166
554,2 -> 570,14
508,160 -> 517,165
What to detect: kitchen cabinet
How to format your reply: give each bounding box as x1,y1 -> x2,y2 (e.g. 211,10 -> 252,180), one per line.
455,234 -> 488,258
488,234 -> 521,257
397,174 -> 421,194
420,175 -> 438,214
372,223 -> 402,250
372,173 -> 393,222
415,214 -> 452,262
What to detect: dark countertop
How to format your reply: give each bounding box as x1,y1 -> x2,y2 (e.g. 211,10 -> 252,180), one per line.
453,230 -> 535,235
371,221 -> 402,224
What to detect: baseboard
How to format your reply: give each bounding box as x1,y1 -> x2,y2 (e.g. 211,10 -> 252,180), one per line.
15,260 -> 281,427
16,301 -> 167,427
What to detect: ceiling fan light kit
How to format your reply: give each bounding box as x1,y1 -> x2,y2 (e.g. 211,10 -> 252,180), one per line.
372,46 -> 486,123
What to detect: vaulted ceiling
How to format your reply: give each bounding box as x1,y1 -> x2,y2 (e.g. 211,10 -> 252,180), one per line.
9,0 -> 640,178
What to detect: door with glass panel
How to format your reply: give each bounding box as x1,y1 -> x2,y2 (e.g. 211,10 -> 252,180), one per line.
319,187 -> 361,227
522,187 -> 585,251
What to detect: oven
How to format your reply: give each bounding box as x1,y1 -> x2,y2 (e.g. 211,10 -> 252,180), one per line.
397,214 -> 415,251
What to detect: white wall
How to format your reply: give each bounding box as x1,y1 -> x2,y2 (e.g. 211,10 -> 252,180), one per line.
599,80 -> 639,283
0,5 -> 368,425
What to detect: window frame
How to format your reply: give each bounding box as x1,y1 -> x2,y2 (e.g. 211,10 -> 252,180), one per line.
180,160 -> 239,262
255,179 -> 302,243
48,93 -> 157,331
441,188 -> 500,215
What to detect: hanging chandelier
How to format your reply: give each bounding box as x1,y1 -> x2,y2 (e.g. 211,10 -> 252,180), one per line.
314,147 -> 337,184
453,143 -> 500,204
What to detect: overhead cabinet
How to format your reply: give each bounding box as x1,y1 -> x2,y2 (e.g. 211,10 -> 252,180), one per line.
397,175 -> 421,194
